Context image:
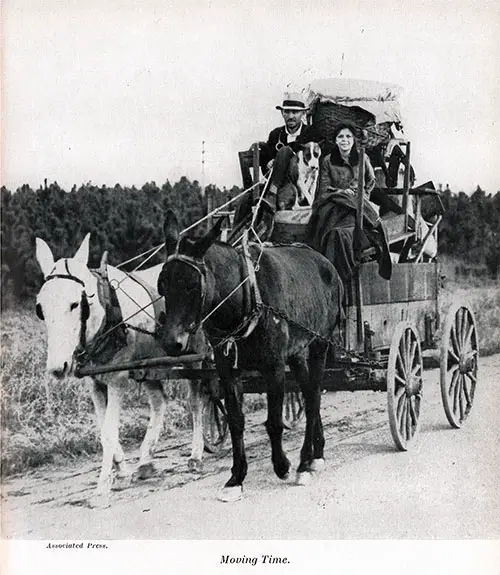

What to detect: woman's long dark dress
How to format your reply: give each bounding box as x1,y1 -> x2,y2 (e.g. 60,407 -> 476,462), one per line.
305,146 -> 392,283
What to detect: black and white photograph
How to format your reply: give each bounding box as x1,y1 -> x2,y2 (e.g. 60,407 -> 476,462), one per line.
1,0 -> 500,573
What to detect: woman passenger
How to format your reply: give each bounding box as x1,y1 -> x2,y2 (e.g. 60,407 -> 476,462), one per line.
305,122 -> 392,283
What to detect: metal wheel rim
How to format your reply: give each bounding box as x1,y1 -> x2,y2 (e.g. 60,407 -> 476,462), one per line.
440,304 -> 478,428
387,322 -> 423,451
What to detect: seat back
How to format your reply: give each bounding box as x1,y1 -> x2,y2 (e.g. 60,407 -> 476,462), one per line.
238,144 -> 261,189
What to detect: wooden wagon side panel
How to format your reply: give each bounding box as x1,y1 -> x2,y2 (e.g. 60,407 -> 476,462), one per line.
345,261 -> 438,351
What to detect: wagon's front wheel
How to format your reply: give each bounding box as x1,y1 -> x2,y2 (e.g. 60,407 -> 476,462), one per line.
387,322 -> 423,451
203,395 -> 228,454
440,303 -> 478,428
283,391 -> 304,429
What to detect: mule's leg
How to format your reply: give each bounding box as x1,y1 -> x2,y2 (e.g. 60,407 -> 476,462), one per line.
309,341 -> 327,473
88,379 -> 128,480
296,341 -> 327,485
264,365 -> 291,480
217,368 -> 247,502
187,378 -> 205,473
137,380 -> 166,480
90,379 -> 126,508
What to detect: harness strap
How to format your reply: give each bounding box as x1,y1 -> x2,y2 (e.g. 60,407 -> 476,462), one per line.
45,259 -> 86,287
238,231 -> 262,339
76,268 -> 128,367
128,272 -> 165,323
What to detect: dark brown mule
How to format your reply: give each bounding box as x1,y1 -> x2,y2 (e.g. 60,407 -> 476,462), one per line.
158,210 -> 344,501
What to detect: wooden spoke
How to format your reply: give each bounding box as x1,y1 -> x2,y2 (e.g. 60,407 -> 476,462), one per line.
395,373 -> 407,387
458,375 -> 465,422
446,362 -> 459,379
283,392 -> 304,429
396,387 -> 406,420
453,371 -> 461,414
411,363 -> 423,379
406,400 -> 413,440
462,376 -> 472,406
463,322 -> 474,351
408,340 -> 417,373
447,347 -> 460,365
465,371 -> 477,384
399,400 -> 408,437
460,308 -> 468,348
396,350 -> 406,377
450,324 -> 460,356
409,397 -> 418,427
448,368 -> 460,397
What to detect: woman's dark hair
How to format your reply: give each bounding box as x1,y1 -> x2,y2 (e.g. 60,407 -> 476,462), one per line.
331,121 -> 358,142
329,121 -> 360,164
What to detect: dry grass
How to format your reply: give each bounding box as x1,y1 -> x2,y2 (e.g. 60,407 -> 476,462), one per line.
1,273 -> 499,477
0,308 -> 191,476
439,277 -> 500,356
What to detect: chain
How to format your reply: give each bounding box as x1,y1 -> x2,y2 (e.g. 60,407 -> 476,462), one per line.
256,302 -> 336,348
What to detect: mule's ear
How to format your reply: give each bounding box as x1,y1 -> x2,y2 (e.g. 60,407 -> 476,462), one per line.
35,238 -> 55,278
192,216 -> 226,259
164,209 -> 180,256
74,233 -> 91,264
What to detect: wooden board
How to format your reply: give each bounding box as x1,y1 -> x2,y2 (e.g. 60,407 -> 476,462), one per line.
346,261 -> 437,306
345,299 -> 437,351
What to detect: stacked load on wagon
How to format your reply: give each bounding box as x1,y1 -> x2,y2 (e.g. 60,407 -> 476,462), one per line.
305,78 -> 404,152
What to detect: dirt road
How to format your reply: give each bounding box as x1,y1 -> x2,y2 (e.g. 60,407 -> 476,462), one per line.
2,354 -> 500,540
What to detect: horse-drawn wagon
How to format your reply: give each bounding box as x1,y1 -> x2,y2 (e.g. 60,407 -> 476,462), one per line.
36,79 -> 479,505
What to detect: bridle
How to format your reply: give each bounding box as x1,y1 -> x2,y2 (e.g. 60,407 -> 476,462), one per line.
163,241 -> 262,349
37,259 -> 94,350
163,252 -> 208,336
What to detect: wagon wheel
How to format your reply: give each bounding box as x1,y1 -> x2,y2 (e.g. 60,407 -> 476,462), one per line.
387,322 -> 423,451
283,391 -> 304,429
440,303 -> 478,428
202,395 -> 228,454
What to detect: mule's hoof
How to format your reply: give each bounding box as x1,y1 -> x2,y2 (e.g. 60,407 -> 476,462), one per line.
217,485 -> 243,503
310,458 -> 325,472
188,458 -> 203,474
89,493 -> 111,509
274,457 -> 291,480
137,462 -> 157,480
296,471 -> 313,486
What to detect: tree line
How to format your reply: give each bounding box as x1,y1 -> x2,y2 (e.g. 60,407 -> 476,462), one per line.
1,180 -> 499,307
0,178 -> 240,306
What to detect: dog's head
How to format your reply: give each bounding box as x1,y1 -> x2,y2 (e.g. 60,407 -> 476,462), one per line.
298,141 -> 322,170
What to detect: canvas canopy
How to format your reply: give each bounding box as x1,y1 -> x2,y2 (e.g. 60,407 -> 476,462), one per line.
306,78 -> 403,126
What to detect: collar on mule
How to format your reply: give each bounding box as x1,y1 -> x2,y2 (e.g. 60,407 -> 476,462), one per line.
74,253 -> 128,369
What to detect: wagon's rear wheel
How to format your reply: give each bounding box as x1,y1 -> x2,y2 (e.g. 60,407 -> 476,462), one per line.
283,391 -> 304,429
440,303 -> 478,428
202,395 -> 228,454
387,322 -> 423,451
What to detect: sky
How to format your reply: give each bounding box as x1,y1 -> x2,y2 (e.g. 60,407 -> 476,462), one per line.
2,0 -> 500,194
